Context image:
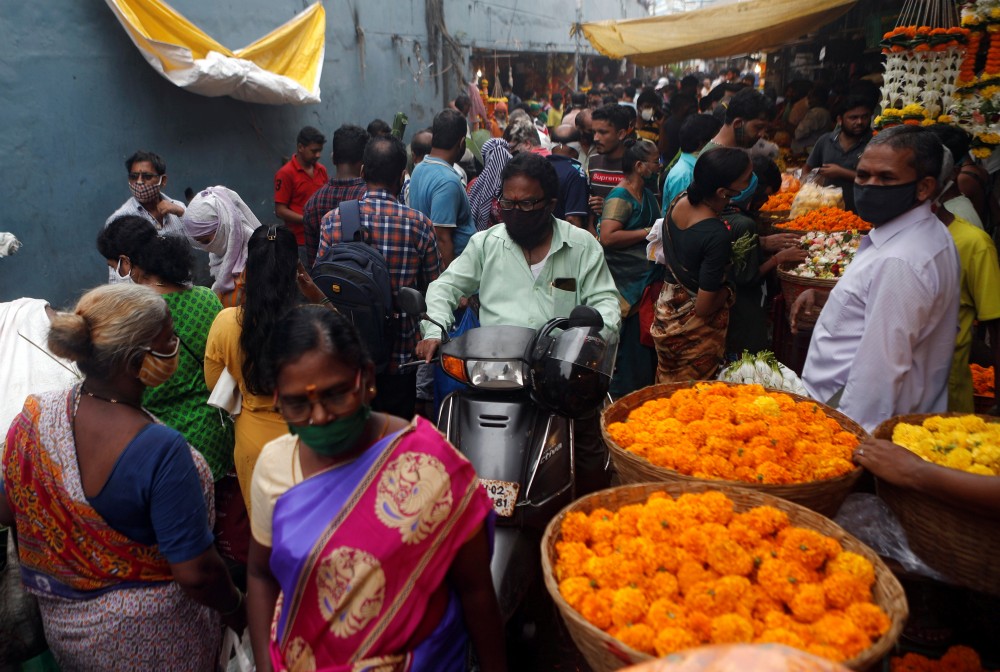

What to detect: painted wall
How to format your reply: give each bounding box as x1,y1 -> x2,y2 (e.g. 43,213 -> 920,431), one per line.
0,0 -> 644,306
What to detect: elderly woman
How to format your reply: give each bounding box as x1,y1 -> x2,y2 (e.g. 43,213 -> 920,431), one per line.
0,284 -> 244,670
182,186 -> 262,307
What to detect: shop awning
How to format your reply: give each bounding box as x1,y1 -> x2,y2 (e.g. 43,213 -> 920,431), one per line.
104,0 -> 326,105
577,0 -> 858,67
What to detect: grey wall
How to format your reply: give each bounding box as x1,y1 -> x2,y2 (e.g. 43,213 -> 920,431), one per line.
0,0 -> 644,307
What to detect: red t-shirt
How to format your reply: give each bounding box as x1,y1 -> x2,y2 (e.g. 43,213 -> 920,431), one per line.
274,155 -> 329,244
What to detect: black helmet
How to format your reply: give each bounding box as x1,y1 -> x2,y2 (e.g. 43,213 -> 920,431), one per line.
527,309 -> 616,418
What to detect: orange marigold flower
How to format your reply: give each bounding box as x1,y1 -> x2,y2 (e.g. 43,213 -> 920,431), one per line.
579,588 -> 615,630
740,506 -> 790,537
814,613 -> 872,659
647,598 -> 688,631
646,569 -> 680,601
822,573 -> 872,610
777,528 -> 835,570
677,560 -> 719,595
588,508 -> 618,545
707,538 -> 755,576
788,582 -> 827,623
559,511 -> 591,544
615,623 -> 657,655
845,602 -> 891,639
611,586 -> 648,628
686,610 -> 714,642
807,644 -> 846,663
710,613 -> 755,644
940,645 -> 985,671
559,576 -> 595,611
757,558 -> 812,604
583,554 -> 619,589
616,503 -> 644,536
756,627 -> 807,649
826,551 -> 876,586
654,627 -> 700,657
555,541 -> 594,581
756,461 -> 792,484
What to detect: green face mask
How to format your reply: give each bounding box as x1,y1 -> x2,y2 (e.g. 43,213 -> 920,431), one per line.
289,405 -> 371,457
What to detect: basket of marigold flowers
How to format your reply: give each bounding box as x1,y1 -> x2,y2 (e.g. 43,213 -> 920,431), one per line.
601,382 -> 867,516
541,482 -> 907,672
888,645 -> 996,672
873,412 -> 1000,596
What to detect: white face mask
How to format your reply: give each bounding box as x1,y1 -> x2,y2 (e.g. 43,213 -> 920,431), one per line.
108,257 -> 134,285
640,108 -> 655,121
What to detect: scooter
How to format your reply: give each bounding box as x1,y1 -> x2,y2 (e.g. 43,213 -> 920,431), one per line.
397,288 -> 616,621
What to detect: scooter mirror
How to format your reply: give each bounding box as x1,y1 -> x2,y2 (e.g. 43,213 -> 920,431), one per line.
398,287 -> 427,316
567,305 -> 604,330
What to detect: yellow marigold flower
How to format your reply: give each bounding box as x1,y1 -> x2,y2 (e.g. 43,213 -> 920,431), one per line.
826,552 -> 875,586
611,586 -> 648,628
968,464 -> 996,476
653,626 -> 700,657
559,576 -> 595,611
707,539 -> 755,576
756,627 -> 806,649
944,447 -> 974,471
559,511 -> 591,544
710,613 -> 755,644
822,573 -> 871,610
788,582 -> 827,623
615,623 -> 657,655
845,602 -> 891,639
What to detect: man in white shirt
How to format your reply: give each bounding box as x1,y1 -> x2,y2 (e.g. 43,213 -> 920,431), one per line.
792,126 -> 960,432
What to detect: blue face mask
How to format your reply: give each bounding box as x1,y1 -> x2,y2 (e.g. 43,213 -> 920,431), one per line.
730,172 -> 758,207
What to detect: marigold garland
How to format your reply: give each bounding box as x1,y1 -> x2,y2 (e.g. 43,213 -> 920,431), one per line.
555,491 -> 890,663
891,414 -> 1000,475
972,363 -> 995,397
890,645 -> 994,672
606,383 -> 859,485
779,207 -> 871,233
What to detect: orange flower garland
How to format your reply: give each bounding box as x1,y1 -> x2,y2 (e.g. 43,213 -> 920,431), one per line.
959,30 -> 984,86
972,364 -> 995,397
605,383 -> 859,485
779,207 -> 871,233
890,645 -> 992,672
554,491 -> 891,663
761,190 -> 797,212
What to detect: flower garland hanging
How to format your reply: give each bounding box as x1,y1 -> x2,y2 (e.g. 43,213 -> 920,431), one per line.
954,1 -> 1000,158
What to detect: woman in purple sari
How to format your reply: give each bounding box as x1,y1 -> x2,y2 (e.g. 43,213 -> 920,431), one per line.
246,305 -> 505,672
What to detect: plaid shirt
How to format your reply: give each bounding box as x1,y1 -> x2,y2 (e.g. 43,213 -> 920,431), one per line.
302,176 -> 366,267
316,189 -> 441,368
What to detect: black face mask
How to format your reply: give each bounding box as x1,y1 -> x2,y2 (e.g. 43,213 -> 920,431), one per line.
504,208 -> 553,250
853,180 -> 919,225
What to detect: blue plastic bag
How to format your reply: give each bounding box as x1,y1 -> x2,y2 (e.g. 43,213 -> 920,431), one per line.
433,306 -> 480,417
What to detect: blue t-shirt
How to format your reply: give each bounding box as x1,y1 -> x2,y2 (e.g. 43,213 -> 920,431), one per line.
87,424 -> 214,564
547,154 -> 589,220
662,152 -> 697,216
408,157 -> 475,256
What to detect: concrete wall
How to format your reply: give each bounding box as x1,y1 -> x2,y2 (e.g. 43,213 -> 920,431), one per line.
0,0 -> 644,306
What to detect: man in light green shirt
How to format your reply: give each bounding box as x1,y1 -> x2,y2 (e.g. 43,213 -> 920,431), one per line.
416,153 -> 622,493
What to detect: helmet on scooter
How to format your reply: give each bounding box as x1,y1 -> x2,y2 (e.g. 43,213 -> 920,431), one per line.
527,311 -> 616,418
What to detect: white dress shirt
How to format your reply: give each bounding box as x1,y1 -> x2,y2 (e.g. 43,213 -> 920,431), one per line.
802,201 -> 960,432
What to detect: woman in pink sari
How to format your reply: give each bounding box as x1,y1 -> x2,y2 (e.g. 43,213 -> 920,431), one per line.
246,305 -> 505,672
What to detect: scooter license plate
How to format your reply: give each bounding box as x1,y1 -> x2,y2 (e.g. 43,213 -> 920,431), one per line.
479,479 -> 520,517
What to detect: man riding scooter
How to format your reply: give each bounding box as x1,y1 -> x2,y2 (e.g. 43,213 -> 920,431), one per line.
415,152 -> 622,495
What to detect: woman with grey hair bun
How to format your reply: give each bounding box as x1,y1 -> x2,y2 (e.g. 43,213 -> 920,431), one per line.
0,284 -> 245,671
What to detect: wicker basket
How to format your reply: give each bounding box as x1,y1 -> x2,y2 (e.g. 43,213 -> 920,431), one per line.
776,264 -> 837,329
541,482 -> 908,672
755,210 -> 791,236
973,393 -> 995,414
873,413 -> 1000,596
602,382 -> 867,517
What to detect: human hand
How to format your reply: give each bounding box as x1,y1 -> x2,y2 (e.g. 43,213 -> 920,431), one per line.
789,289 -> 817,334
760,233 -> 801,253
816,164 -> 852,181
588,195 -> 605,217
295,261 -> 326,304
157,199 -> 185,218
775,246 -> 809,266
415,338 -> 441,363
853,438 -> 927,489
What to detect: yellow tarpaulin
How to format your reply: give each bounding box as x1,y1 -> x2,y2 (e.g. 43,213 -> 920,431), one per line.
578,0 -> 858,67
105,0 -> 325,105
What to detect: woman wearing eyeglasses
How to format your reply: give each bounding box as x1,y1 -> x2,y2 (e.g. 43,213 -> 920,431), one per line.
0,284 -> 244,670
598,138 -> 660,397
246,305 -> 504,672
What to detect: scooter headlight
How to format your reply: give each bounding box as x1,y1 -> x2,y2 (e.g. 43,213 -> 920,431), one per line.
466,359 -> 526,389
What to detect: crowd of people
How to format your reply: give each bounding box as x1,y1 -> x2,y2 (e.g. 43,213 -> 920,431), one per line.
1,66 -> 999,671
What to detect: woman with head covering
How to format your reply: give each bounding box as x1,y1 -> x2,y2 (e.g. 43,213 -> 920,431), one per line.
467,138 -> 512,232
0,284 -> 245,670
182,186 -> 262,307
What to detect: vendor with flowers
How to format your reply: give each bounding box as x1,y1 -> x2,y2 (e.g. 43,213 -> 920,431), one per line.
805,95 -> 875,212
791,126 -> 960,432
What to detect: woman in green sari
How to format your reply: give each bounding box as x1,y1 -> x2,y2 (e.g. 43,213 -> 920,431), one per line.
598,138 -> 659,397
98,216 -> 234,482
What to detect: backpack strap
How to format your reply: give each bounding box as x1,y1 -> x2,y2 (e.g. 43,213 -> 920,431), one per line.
340,200 -> 364,242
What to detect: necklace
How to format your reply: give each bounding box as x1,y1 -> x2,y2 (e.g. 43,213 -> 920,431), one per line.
81,385 -> 143,410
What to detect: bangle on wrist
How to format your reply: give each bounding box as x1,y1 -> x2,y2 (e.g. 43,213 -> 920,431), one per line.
221,588 -> 244,616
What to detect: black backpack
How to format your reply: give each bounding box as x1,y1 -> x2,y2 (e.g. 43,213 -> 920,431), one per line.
311,200 -> 394,373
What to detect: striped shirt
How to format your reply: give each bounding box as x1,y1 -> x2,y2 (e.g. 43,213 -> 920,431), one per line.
315,190 -> 441,367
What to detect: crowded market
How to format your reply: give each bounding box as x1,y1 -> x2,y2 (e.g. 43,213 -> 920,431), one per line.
1,0 -> 999,671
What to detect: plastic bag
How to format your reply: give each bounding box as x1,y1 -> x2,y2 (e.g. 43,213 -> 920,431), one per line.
833,493 -> 947,581
219,627 -> 255,672
645,218 -> 665,265
789,171 -> 845,218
